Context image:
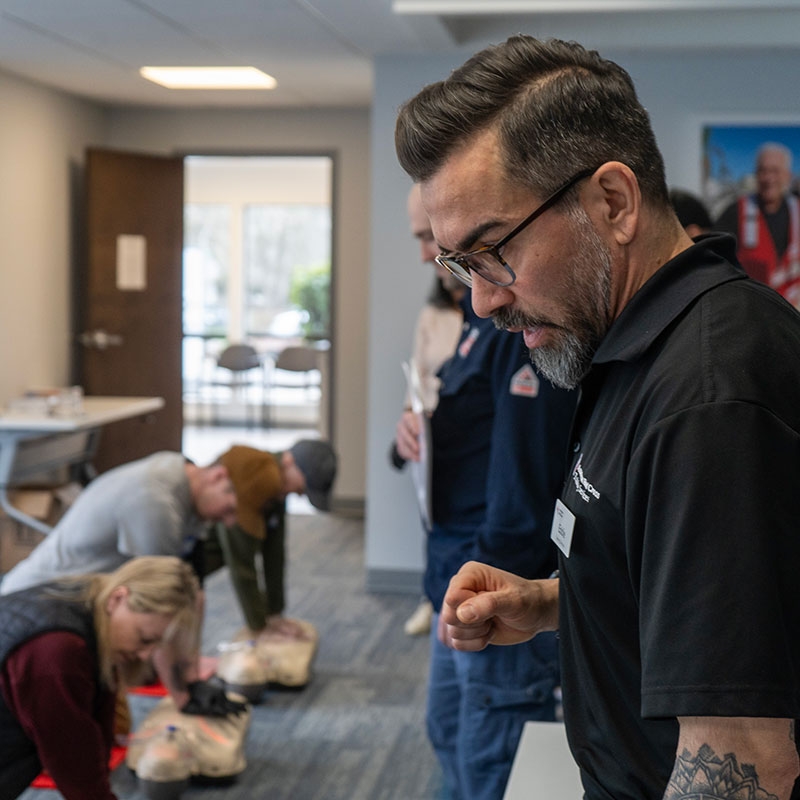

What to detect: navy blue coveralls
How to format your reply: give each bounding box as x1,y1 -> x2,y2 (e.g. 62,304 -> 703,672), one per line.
424,293 -> 576,800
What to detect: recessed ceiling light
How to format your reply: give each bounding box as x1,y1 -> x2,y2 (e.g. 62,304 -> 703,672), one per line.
139,66 -> 277,90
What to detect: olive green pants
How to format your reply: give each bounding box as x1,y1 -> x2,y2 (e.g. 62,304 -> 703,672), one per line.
202,515 -> 286,632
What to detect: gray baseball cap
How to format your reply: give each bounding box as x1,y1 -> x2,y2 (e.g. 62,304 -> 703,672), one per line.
289,439 -> 338,511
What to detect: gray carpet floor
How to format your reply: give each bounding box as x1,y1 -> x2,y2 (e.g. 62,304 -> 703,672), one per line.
20,512 -> 443,800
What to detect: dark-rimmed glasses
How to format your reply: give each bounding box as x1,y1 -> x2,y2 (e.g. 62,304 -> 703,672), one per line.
434,167 -> 597,288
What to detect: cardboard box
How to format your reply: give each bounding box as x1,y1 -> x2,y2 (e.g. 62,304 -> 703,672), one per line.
0,485 -> 78,574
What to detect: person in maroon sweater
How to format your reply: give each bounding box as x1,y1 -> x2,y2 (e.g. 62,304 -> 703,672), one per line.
0,556 -> 201,800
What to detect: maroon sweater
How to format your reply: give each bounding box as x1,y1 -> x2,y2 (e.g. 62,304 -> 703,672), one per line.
0,631 -> 117,799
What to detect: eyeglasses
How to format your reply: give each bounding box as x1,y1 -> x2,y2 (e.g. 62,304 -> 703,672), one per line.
434,167 -> 597,288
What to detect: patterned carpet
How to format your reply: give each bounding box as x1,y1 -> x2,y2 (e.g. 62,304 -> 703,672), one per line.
20,512 -> 443,800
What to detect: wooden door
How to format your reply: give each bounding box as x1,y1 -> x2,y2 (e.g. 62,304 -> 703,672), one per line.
79,148 -> 184,473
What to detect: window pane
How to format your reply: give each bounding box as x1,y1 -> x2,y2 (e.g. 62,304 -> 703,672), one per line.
183,203 -> 231,337
243,205 -> 331,338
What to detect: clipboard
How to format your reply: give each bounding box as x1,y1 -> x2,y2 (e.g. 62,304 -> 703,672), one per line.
402,359 -> 433,531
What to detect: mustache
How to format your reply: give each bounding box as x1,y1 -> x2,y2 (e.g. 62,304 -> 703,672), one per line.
492,307 -> 557,331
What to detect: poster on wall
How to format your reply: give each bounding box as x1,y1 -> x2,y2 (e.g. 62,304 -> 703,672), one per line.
703,124 -> 800,309
703,124 -> 800,218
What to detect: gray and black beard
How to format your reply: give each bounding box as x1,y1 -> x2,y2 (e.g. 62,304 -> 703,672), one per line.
492,307 -> 598,389
530,326 -> 598,390
493,209 -> 612,389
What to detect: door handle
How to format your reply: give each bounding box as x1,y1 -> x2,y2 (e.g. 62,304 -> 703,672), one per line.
78,329 -> 124,350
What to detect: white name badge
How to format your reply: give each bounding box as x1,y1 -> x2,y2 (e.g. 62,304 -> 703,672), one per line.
550,499 -> 575,558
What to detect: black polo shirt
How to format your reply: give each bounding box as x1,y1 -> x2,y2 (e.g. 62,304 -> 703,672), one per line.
557,234 -> 800,799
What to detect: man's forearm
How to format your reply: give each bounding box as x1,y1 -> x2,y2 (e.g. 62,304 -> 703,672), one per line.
664,717 -> 799,800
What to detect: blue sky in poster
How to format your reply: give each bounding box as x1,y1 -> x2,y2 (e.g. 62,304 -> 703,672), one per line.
705,125 -> 800,184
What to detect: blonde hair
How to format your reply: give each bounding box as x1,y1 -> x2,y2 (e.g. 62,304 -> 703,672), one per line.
51,556 -> 200,688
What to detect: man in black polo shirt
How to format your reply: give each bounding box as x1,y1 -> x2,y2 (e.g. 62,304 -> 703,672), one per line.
395,35 -> 800,800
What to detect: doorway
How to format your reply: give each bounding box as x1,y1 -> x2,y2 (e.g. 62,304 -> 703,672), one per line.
180,155 -> 333,470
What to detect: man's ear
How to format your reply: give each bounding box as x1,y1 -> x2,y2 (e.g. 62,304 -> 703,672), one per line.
587,161 -> 640,246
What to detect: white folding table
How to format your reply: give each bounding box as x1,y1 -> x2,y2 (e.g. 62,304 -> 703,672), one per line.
503,721 -> 583,799
0,396 -> 164,533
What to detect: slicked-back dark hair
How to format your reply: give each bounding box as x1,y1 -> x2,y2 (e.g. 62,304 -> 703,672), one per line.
395,36 -> 669,208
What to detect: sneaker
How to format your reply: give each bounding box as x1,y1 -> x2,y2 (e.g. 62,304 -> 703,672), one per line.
404,599 -> 433,636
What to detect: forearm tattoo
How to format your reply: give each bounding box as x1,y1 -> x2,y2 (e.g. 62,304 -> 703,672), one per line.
664,744 -> 778,800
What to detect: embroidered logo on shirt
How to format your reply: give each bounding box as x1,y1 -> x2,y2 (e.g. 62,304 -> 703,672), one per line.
571,454 -> 601,503
509,364 -> 539,397
458,326 -> 480,358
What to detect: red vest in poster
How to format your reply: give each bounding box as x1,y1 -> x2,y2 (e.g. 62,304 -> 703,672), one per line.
736,194 -> 800,309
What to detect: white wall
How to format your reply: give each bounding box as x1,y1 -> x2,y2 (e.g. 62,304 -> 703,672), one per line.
0,71 -> 106,401
365,46 -> 800,591
613,49 -> 800,195
365,52 -> 466,591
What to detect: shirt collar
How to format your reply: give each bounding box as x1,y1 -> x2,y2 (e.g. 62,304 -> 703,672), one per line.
591,233 -> 745,367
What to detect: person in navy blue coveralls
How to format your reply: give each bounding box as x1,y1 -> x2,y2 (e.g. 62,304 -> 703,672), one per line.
393,187 -> 576,800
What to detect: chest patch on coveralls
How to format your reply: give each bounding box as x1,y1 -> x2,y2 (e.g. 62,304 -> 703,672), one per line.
510,364 -> 539,397
458,326 -> 480,358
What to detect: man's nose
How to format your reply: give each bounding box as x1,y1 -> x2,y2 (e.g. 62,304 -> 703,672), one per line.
470,274 -> 514,319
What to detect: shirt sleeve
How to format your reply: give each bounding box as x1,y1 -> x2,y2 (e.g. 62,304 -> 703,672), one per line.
2,632 -> 117,800
412,305 -> 463,412
472,331 -> 576,579
631,402 -> 800,718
